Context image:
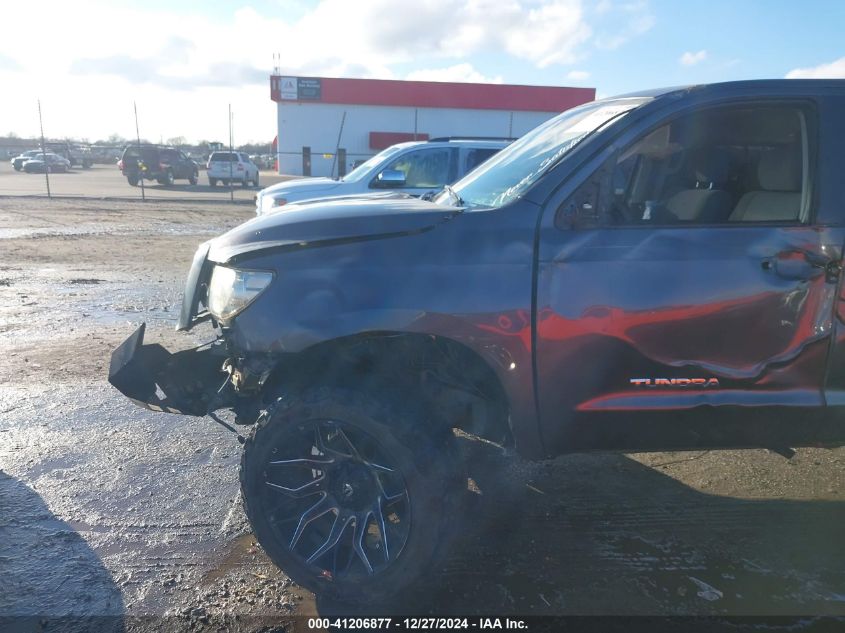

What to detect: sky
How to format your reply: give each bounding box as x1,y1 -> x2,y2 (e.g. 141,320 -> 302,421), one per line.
2,0 -> 845,145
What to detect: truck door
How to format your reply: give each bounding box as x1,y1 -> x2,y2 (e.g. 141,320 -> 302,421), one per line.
534,99 -> 845,453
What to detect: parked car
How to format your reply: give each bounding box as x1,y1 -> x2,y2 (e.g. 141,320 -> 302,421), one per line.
249,154 -> 269,169
207,151 -> 259,187
255,138 -> 510,215
22,152 -> 71,173
118,145 -> 199,186
46,142 -> 93,168
11,150 -> 42,171
109,80 -> 845,603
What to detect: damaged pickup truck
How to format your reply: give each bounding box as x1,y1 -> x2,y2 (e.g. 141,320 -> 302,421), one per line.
110,80 -> 845,602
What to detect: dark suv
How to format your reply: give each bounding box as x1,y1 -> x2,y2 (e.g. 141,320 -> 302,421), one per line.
109,80 -> 845,602
118,145 -> 198,186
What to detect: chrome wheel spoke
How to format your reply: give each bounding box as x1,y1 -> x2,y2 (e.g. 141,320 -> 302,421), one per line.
306,512 -> 353,564
289,494 -> 335,550
266,475 -> 325,498
353,511 -> 374,574
336,427 -> 363,460
315,424 -> 353,459
269,457 -> 334,467
363,460 -> 394,473
382,488 -> 407,505
375,496 -> 390,561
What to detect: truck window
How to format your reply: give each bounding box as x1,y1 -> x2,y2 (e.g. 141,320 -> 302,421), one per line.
577,103 -> 814,227
464,148 -> 499,172
210,152 -> 237,162
382,148 -> 456,188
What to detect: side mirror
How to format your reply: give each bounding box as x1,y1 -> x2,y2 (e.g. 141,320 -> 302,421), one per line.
375,169 -> 406,188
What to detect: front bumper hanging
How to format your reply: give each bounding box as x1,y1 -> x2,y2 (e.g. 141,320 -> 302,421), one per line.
108,323 -> 229,416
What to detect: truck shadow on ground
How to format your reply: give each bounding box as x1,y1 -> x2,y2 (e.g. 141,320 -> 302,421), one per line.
316,440 -> 845,616
0,470 -> 124,632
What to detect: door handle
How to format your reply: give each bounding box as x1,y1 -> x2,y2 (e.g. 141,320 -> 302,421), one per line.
762,250 -> 838,281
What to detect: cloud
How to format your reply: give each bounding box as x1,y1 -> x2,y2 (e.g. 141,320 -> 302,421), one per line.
504,1 -> 592,66
593,1 -> 655,50
406,63 -> 502,84
566,69 -> 590,80
4,0 -> 661,142
6,1 -> 643,89
71,55 -> 161,83
71,54 -> 265,90
287,0 -> 593,69
0,53 -> 21,71
679,50 -> 707,66
786,56 -> 845,78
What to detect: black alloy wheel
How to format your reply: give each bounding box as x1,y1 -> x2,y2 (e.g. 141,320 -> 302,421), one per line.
266,420 -> 409,575
241,388 -> 463,602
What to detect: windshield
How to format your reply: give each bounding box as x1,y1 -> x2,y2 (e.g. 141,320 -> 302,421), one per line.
436,98 -> 649,209
341,144 -> 405,183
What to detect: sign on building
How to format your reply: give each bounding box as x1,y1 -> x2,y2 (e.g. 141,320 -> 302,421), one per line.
297,78 -> 322,100
277,77 -> 322,101
279,77 -> 298,100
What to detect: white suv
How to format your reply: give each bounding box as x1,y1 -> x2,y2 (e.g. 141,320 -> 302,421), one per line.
255,138 -> 510,215
207,151 -> 260,187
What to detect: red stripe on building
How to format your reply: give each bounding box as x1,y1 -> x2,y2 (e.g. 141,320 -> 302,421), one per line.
271,76 -> 594,112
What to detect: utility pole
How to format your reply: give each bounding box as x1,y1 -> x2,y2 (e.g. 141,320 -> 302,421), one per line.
331,111 -> 346,179
228,104 -> 234,203
134,101 -> 146,202
37,99 -> 51,199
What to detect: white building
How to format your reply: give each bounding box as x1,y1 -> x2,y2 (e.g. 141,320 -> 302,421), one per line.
270,75 -> 595,177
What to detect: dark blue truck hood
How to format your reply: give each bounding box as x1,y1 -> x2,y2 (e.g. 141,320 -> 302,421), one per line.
208,193 -> 460,263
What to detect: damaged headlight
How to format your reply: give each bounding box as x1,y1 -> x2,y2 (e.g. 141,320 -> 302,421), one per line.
207,265 -> 274,322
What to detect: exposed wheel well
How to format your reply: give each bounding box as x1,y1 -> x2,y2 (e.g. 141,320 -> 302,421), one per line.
254,332 -> 513,446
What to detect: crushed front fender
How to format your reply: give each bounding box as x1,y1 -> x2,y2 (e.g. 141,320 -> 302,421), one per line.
108,323 -> 229,416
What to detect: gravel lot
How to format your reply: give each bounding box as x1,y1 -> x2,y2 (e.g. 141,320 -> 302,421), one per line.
0,194 -> 843,631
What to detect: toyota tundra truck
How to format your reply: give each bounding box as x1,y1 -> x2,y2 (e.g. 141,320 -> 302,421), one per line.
109,80 -> 845,602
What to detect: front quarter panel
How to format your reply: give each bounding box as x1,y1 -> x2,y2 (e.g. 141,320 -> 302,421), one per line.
224,201 -> 545,457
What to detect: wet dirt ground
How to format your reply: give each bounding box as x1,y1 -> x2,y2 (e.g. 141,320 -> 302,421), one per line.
0,197 -> 844,631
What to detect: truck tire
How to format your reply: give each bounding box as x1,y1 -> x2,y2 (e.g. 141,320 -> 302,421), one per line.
189,171 -> 198,185
240,386 -> 464,603
159,169 -> 175,186
209,178 -> 218,186
127,175 -> 139,186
